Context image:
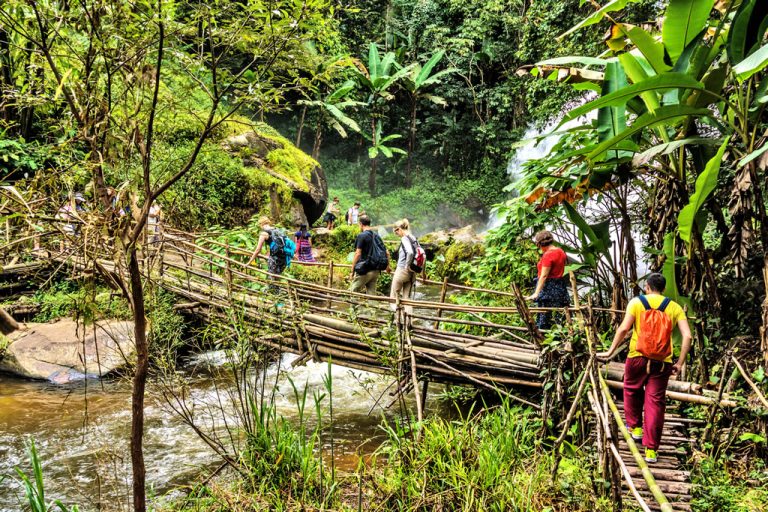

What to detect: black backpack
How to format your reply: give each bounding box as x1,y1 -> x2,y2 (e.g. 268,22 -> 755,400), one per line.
354,231 -> 388,274
368,231 -> 389,271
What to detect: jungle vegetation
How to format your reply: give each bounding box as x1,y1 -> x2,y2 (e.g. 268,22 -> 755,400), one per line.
2,0 -> 768,511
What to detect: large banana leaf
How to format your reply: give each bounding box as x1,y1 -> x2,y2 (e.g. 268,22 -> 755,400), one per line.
727,0 -> 768,65
562,73 -> 703,125
677,137 -> 729,244
662,0 -> 716,64
733,43 -> 768,82
598,62 -> 628,163
559,0 -> 643,40
619,24 -> 671,74
563,201 -> 613,267
587,105 -> 711,161
632,137 -> 720,166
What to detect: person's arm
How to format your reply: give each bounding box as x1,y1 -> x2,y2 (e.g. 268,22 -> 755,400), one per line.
596,310 -> 636,360
403,236 -> 415,268
350,248 -> 363,279
247,232 -> 268,265
525,265 -> 550,300
672,317 -> 693,375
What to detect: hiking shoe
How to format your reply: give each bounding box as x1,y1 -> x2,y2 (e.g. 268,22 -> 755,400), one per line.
644,448 -> 657,463
629,426 -> 643,441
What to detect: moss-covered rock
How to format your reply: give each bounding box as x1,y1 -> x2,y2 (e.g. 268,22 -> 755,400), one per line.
223,124 -> 327,225
420,225 -> 486,279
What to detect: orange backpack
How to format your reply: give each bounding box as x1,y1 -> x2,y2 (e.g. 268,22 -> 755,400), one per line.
636,295 -> 673,361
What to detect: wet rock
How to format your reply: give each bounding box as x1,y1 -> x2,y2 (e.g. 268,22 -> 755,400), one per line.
0,320 -> 136,384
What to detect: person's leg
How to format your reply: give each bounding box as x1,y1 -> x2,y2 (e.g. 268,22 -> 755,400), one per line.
349,274 -> 367,293
365,271 -> 380,295
623,357 -> 648,431
536,298 -> 552,330
642,361 -> 672,450
402,272 -> 414,299
390,268 -> 407,299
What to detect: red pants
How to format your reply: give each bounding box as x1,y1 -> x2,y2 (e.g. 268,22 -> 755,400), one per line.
623,356 -> 672,450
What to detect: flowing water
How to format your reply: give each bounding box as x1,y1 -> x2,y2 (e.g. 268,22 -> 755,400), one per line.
0,283 -> 447,511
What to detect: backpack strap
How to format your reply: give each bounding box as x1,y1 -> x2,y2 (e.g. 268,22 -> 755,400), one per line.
637,294 -> 651,311
658,297 -> 671,312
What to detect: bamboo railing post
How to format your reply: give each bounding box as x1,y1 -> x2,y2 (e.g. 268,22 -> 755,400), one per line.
704,354 -> 732,446
433,277 -> 448,329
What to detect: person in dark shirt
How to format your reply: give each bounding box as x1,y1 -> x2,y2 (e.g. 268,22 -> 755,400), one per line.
349,215 -> 385,294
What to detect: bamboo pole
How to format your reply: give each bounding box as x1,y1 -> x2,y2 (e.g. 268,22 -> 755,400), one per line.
603,379 -> 736,407
608,431 -> 653,512
731,356 -> 768,409
599,374 -> 673,512
414,350 -> 541,409
433,277 -> 448,329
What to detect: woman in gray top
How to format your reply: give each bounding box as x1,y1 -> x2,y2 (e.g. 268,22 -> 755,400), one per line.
390,218 -> 416,301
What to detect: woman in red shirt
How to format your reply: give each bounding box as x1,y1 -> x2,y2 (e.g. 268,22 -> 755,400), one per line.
525,230 -> 570,329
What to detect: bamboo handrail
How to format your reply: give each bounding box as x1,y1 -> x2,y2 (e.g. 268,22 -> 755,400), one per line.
599,374 -> 673,512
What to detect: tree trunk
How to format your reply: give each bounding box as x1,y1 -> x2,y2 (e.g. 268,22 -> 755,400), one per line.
128,248 -> 149,512
312,120 -> 322,160
0,307 -> 19,335
369,117 -> 377,196
406,98 -> 417,188
296,106 -> 307,148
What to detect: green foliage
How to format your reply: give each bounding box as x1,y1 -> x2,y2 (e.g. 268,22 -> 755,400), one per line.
327,168 -> 505,232
14,439 -> 80,512
0,137 -> 48,181
30,280 -> 130,324
147,289 -> 186,367
691,456 -> 768,512
313,224 -> 359,261
373,400 -> 610,511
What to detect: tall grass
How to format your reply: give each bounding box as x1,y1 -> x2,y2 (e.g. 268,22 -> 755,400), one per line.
13,439 -> 80,512
370,398 -> 610,511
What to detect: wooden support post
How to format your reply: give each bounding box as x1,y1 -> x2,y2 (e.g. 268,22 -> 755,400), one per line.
225,244 -> 233,300
433,277 -> 448,329
420,380 -> 429,413
511,282 -> 543,347
326,261 -> 335,308
705,355 -> 732,446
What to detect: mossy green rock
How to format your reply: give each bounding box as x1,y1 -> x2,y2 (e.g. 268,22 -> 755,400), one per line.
420,225 -> 485,279
223,126 -> 327,225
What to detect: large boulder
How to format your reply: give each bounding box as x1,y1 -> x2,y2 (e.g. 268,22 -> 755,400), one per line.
223,129 -> 328,226
0,320 -> 136,384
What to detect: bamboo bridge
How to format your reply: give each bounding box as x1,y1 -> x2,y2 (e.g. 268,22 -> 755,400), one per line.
1,226 -> 741,511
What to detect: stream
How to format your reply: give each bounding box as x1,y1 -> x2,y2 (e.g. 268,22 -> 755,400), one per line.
0,284 -> 448,511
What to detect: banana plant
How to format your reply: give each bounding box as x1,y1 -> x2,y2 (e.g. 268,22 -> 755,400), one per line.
520,0 -> 768,318
351,43 -> 414,196
298,80 -> 365,158
401,50 -> 457,187
364,120 -> 406,160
